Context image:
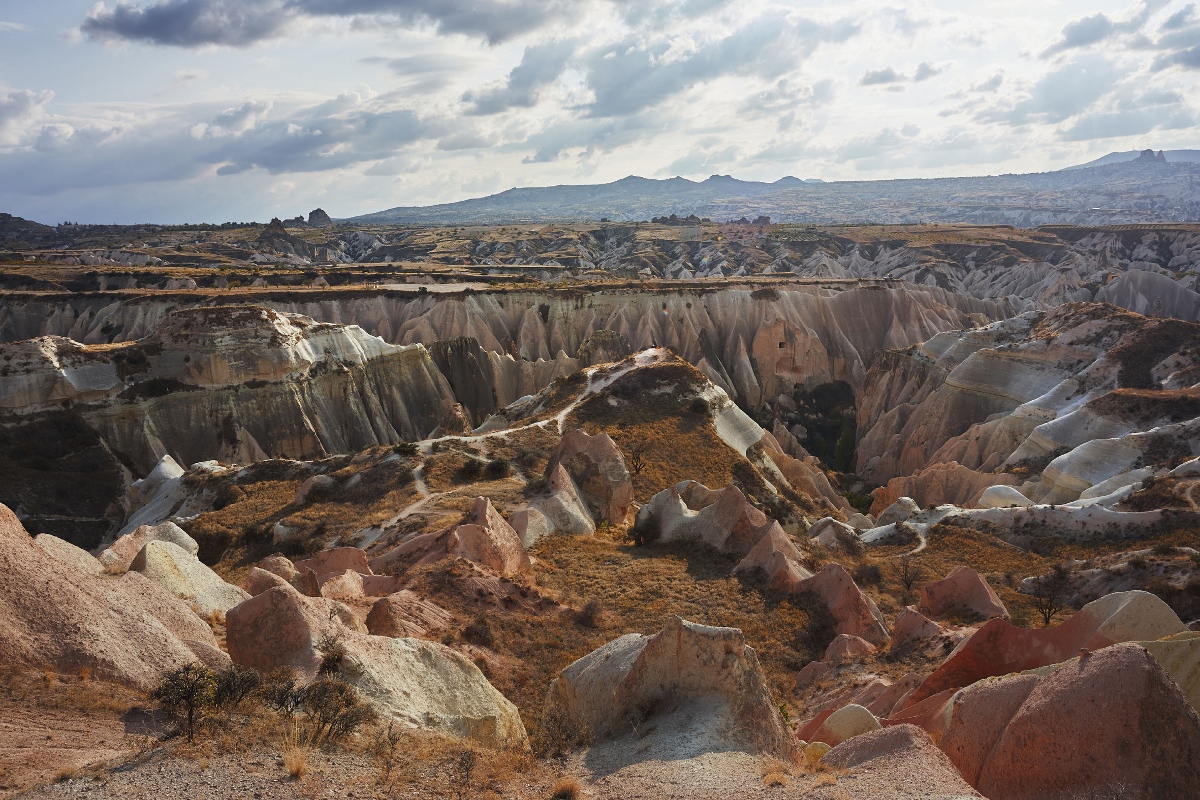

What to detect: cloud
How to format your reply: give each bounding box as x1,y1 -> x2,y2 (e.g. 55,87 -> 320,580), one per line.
971,73 -> 1003,92
173,69 -> 208,82
463,40 -> 575,114
860,67 -> 904,85
364,54 -> 467,93
981,56 -> 1117,126
0,21 -> 29,32
1161,3 -> 1195,30
0,89 -> 54,147
1059,105 -> 1196,140
1042,1 -> 1170,57
913,62 -> 942,82
80,0 -> 565,48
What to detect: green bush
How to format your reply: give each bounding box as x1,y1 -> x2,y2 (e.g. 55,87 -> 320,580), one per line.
460,459 -> 484,480
485,457 -> 511,479
151,663 -> 216,741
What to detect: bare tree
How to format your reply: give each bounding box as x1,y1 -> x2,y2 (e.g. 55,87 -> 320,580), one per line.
627,443 -> 649,476
898,553 -> 923,591
1029,564 -> 1071,627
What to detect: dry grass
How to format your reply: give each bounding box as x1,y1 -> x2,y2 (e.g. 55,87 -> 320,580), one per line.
549,776 -> 582,799
281,730 -> 309,780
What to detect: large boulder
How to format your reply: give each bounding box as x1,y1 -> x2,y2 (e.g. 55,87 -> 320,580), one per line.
545,616 -> 793,759
97,521 -> 198,575
520,464 -> 595,541
903,590 -> 1185,708
242,566 -> 291,597
366,591 -> 454,638
130,540 -> 250,618
919,565 -> 1008,620
794,563 -> 890,646
544,428 -> 634,525
0,502 -> 210,690
810,703 -> 881,746
824,634 -> 877,661
294,547 -> 371,582
732,523 -> 812,590
807,517 -> 861,553
939,673 -> 1043,787
34,534 -> 104,576
821,724 -> 984,800
875,497 -> 920,527
968,643 -> 1200,800
225,585 -> 525,748
635,481 -> 781,557
449,497 -> 530,577
889,606 -> 943,649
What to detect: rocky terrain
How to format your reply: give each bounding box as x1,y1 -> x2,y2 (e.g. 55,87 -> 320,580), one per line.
1,242 -> 1200,799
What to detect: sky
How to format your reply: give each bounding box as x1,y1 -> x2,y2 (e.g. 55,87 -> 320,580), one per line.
0,0 -> 1198,224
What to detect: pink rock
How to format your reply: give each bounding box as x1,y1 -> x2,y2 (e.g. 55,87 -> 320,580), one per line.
294,547 -> 372,582
975,643 -> 1200,800
822,724 -> 981,798
795,660 -> 832,691
242,566 -> 291,597
864,673 -> 923,719
361,575 -> 402,597
824,634 -> 877,661
733,522 -> 811,590
919,565 -> 1007,620
544,428 -> 634,524
225,586 -> 361,676
258,554 -> 297,582
882,689 -> 958,741
939,673 -> 1042,787
890,606 -> 942,649
793,563 -> 889,645
448,497 -> 530,577
320,569 -> 365,600
901,590 -> 1185,710
366,591 -> 455,638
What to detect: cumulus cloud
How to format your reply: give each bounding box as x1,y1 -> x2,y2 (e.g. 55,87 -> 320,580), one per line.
80,0 -> 565,47
0,21 -> 29,32
1042,0 -> 1170,56
982,56 -> 1118,125
913,62 -> 942,81
861,67 -> 904,85
0,89 -> 54,147
463,40 -> 575,114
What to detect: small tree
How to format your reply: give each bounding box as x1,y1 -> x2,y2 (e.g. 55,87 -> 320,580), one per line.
213,665 -> 262,709
1029,564 -> 1071,627
627,443 -> 649,476
898,553 -> 923,591
152,663 -> 217,742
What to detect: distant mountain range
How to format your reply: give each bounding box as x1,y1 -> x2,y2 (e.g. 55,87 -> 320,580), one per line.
352,149 -> 1200,228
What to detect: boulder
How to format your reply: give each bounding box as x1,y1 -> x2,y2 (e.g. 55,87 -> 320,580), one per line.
98,521 -> 199,575
319,569 -> 365,601
919,566 -> 1008,620
811,704 -> 881,746
803,741 -> 831,766
976,485 -> 1033,509
34,534 -> 104,575
636,481 -> 780,557
225,586 -> 525,748
822,724 -> 983,799
448,497 -> 530,577
863,673 -> 923,719
875,497 -> 920,527
0,502 -> 208,690
366,591 -> 454,638
794,563 -> 890,645
509,506 -> 555,548
807,517 -> 861,552
733,522 -> 812,590
545,616 -> 793,759
974,643 -> 1200,800
130,540 -> 251,618
903,590 -> 1186,708
258,553 -> 298,581
795,660 -> 832,690
242,566 -> 291,597
846,512 -> 874,529
544,428 -> 634,524
294,547 -> 371,582
889,606 -> 942,649
523,464 -> 595,538
939,674 -> 1042,787
293,474 -> 335,505
824,634 -> 877,661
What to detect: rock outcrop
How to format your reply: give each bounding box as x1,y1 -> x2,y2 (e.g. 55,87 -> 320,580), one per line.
543,429 -> 634,525
919,566 -> 1008,621
370,497 -> 529,578
794,563 -> 890,646
944,643 -> 1200,800
97,521 -> 198,575
130,540 -> 251,618
365,591 -> 454,638
903,590 -> 1186,708
545,616 -> 793,759
226,585 -> 525,748
0,502 -> 218,690
821,724 -> 984,800
635,481 -> 787,557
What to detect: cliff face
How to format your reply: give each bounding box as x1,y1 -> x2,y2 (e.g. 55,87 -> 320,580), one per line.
0,307 -> 457,476
0,283 -> 1012,412
855,303 -> 1200,504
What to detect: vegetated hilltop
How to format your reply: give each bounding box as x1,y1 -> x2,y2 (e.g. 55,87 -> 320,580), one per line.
352,151 -> 1200,227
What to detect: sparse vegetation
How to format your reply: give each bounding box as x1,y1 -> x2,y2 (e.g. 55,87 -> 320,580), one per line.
151,664 -> 216,742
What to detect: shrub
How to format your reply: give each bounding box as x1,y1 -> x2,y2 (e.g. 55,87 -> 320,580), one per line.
689,396 -> 711,416
629,515 -> 660,546
533,703 -> 594,759
262,667 -> 304,716
213,665 -> 262,709
393,441 -> 419,457
550,777 -> 582,799
486,457 -> 511,479
460,459 -> 484,480
462,615 -> 495,648
523,475 -> 548,496
576,599 -> 603,629
316,632 -> 347,676
298,677 -> 376,745
853,562 -> 883,586
151,663 -> 216,742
